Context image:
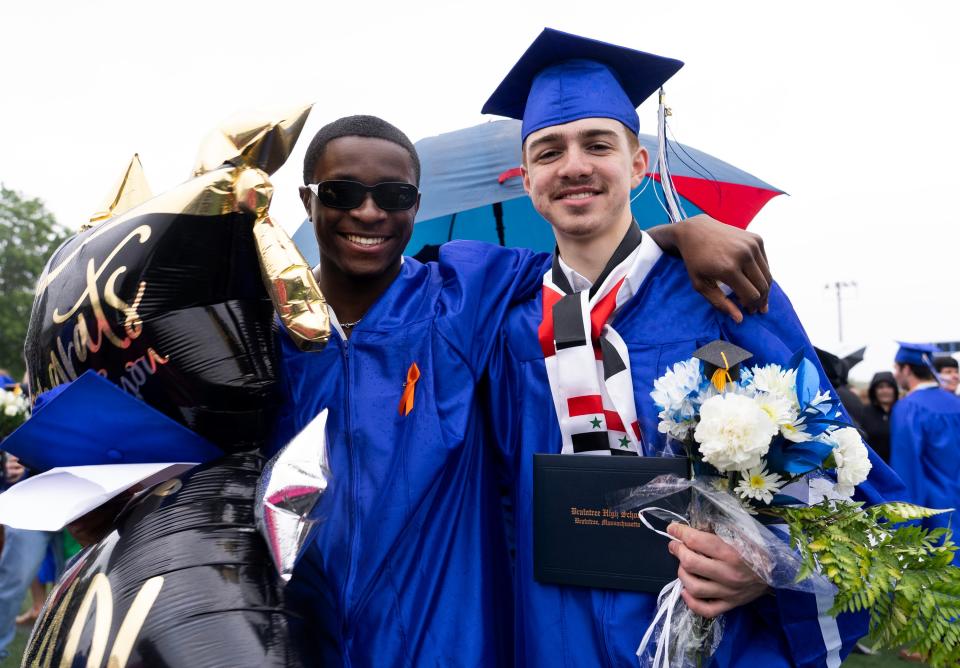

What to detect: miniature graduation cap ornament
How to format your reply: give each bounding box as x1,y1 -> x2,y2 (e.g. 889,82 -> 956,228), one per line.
694,340 -> 753,392
481,28 -> 684,142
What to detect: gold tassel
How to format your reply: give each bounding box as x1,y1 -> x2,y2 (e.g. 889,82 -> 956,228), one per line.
711,351 -> 733,392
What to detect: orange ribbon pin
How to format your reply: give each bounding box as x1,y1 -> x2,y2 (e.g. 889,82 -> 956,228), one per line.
399,362 -> 421,416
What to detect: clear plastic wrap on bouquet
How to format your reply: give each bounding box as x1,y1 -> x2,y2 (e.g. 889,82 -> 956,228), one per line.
613,474 -> 835,668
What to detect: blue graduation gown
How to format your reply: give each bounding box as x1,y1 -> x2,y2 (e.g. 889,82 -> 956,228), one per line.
890,386 -> 960,537
488,252 -> 905,668
271,242 -> 549,667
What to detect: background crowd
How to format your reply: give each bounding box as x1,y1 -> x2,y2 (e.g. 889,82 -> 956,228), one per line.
816,351 -> 960,465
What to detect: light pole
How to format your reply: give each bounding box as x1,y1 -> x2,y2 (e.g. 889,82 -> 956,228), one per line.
824,281 -> 858,343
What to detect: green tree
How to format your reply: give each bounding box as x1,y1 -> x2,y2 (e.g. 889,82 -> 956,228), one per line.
0,185 -> 69,379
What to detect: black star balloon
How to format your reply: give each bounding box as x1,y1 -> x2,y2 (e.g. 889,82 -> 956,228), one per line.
23,105 -> 329,453
22,453 -> 321,668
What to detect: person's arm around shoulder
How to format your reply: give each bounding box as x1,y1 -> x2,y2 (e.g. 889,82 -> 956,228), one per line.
647,215 -> 771,323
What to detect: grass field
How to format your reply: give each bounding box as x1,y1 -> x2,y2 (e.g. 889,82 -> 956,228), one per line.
0,590 -> 928,668
845,649 -> 927,668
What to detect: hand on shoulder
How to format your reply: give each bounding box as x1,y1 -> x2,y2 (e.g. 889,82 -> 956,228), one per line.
648,215 -> 772,324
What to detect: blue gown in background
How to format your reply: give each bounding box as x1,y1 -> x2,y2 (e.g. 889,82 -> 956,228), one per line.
487,249 -> 905,668
271,242 -> 549,667
890,386 -> 960,541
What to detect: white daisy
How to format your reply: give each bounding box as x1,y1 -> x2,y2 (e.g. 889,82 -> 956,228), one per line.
753,392 -> 798,429
780,416 -> 813,443
734,465 -> 784,505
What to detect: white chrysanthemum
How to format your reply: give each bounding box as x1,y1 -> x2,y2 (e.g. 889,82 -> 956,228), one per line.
694,394 -> 779,472
747,364 -> 798,404
652,359 -> 703,440
734,465 -> 784,505
657,413 -> 696,441
651,359 -> 702,411
830,427 -> 872,496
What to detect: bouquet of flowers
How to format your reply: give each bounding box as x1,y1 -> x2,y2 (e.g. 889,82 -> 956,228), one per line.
0,383 -> 29,439
625,341 -> 960,667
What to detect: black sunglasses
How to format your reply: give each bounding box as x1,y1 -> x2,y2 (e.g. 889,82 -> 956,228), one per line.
306,180 -> 419,212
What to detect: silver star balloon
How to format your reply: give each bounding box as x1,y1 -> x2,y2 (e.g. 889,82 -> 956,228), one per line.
255,408 -> 331,581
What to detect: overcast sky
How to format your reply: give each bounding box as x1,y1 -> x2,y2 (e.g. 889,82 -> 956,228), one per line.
3,0 -> 957,382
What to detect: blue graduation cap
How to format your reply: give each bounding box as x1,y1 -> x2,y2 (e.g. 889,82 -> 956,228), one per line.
894,341 -> 940,368
2,370 -> 223,471
481,28 -> 684,142
0,373 -> 16,389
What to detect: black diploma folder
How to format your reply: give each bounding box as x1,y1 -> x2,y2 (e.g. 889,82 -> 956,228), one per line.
533,453 -> 689,593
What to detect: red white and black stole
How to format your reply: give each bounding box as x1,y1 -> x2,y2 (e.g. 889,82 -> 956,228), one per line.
538,223 -> 662,455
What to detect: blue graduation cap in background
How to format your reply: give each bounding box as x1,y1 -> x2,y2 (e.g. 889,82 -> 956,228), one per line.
2,370 -> 223,471
481,28 -> 684,142
894,341 -> 940,368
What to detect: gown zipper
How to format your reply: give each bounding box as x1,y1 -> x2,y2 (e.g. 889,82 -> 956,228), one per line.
338,340 -> 361,656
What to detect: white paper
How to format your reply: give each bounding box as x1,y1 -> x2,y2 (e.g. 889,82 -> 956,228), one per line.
0,462 -> 198,531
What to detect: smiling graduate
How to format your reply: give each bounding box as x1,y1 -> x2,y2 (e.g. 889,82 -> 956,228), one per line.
481,28 -> 906,667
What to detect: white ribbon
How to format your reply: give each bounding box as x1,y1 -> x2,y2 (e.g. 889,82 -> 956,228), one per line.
635,507 -> 690,668
635,506 -> 689,539
637,578 -> 684,668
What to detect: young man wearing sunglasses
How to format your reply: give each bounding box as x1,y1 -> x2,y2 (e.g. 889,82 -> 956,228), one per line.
482,28 -> 905,666
274,114 -> 781,666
